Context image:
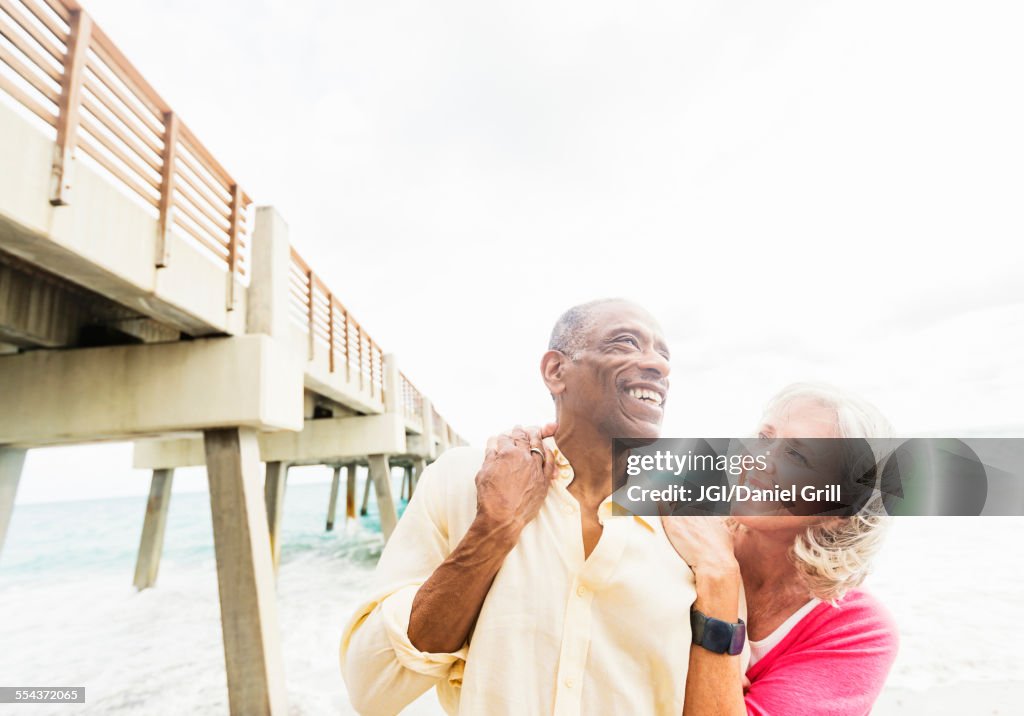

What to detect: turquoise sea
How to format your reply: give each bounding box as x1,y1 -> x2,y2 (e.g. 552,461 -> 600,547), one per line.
2,473 -> 1024,714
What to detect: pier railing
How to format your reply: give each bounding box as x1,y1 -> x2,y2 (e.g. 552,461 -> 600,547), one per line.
1,0 -> 465,445
288,246 -> 386,402
0,0 -> 253,282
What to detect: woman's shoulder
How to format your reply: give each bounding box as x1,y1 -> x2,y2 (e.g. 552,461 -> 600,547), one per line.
801,588 -> 899,652
832,589 -> 897,629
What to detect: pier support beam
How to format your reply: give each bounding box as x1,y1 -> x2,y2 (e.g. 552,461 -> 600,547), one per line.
401,465 -> 413,500
326,465 -> 341,531
412,457 -> 426,493
264,462 -> 288,573
203,427 -> 287,716
133,468 -> 174,590
360,468 -> 372,516
0,448 -> 27,563
368,454 -> 398,540
346,464 -> 357,521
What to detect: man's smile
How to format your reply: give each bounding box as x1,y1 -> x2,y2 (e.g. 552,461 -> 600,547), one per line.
622,383 -> 667,417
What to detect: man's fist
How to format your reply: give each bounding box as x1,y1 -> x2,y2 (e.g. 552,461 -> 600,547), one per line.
475,423 -> 558,533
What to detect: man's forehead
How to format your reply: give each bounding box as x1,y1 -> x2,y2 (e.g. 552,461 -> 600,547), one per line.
589,302 -> 665,338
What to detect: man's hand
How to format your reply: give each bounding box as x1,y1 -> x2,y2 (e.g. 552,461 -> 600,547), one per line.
476,423 -> 558,536
407,422 -> 557,654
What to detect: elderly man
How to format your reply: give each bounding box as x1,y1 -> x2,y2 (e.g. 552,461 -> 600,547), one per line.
341,298 -> 737,715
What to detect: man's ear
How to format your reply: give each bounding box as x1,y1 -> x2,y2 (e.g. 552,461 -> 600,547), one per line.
540,350 -> 569,398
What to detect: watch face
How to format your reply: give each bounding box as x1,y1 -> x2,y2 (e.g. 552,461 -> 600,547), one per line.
703,618 -> 735,654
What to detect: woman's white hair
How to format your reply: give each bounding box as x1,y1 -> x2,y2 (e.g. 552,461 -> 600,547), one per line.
763,382 -> 893,603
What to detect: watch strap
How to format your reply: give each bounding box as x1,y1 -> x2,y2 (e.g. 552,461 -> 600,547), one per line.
691,608 -> 746,656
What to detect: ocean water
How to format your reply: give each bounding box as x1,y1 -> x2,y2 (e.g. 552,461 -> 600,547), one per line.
1,476 -> 1023,714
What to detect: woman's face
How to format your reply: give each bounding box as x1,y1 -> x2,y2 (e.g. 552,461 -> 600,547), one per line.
731,398 -> 843,535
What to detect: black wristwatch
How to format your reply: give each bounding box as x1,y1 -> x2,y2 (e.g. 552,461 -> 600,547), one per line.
690,608 -> 746,655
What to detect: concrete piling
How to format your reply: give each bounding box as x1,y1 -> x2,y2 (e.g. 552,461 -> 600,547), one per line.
204,428 -> 287,716
0,448 -> 27,564
133,468 -> 174,590
264,461 -> 288,573
326,465 -> 341,531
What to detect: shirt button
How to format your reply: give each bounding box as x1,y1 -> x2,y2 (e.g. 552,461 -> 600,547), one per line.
565,678 -> 574,688
563,504 -> 575,514
576,585 -> 587,597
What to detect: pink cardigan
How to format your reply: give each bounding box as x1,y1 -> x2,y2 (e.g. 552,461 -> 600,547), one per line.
744,589 -> 898,716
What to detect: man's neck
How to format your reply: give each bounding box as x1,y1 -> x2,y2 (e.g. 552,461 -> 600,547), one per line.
553,424 -> 615,505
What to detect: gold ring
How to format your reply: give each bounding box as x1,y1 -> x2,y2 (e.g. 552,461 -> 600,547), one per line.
530,447 -> 544,457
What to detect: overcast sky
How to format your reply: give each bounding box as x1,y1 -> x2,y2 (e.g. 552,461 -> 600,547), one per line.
14,0 -> 1024,502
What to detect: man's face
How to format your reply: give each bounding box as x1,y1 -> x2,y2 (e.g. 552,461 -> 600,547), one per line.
559,302 -> 671,441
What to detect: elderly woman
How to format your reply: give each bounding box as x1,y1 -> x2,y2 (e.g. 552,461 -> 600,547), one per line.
664,383 -> 898,716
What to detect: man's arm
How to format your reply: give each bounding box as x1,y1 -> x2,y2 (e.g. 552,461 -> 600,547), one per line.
341,426 -> 555,714
408,427 -> 556,652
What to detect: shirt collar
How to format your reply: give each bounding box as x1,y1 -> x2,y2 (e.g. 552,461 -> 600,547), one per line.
544,436 -> 657,532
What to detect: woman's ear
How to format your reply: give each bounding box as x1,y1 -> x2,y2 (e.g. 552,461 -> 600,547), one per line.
540,350 -> 568,398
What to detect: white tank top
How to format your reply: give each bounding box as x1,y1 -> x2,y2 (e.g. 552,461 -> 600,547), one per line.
748,598 -> 821,668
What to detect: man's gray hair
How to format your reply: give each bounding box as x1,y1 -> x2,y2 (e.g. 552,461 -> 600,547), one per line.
548,298 -> 626,360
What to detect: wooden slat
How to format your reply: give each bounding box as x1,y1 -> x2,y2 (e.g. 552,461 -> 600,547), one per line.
355,323 -> 363,389
50,8 -> 90,205
0,36 -> 58,101
172,196 -> 229,247
38,0 -> 70,23
77,133 -> 158,207
79,114 -> 160,190
290,248 -> 311,274
0,13 -> 60,81
0,69 -> 55,123
80,93 -> 160,171
328,298 -> 335,372
25,0 -> 68,39
174,155 -> 231,218
173,215 -> 230,259
88,21 -> 169,118
227,183 -> 241,272
0,0 -> 64,62
175,184 -> 229,232
176,144 -> 231,207
82,72 -> 162,151
175,169 -> 230,224
155,109 -> 177,266
179,121 -> 233,194
82,57 -> 162,140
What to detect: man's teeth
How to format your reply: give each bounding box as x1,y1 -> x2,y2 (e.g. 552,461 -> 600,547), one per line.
627,388 -> 663,406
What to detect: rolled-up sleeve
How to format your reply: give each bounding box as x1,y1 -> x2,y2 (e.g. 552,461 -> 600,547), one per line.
341,451 -> 477,715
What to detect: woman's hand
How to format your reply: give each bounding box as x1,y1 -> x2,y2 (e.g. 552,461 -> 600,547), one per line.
660,514 -> 739,576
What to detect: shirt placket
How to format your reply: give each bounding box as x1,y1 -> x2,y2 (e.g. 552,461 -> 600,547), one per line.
551,497 -> 593,716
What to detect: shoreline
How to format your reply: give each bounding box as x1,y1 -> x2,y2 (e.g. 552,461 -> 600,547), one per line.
873,681 -> 1024,715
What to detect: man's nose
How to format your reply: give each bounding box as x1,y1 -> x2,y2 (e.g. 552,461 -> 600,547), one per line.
637,347 -> 670,379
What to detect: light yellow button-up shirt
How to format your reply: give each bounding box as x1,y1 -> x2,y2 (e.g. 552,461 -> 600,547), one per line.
341,438 -> 736,715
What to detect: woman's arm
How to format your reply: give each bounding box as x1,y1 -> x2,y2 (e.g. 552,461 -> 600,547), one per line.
660,516 -> 748,716
683,566 -> 747,716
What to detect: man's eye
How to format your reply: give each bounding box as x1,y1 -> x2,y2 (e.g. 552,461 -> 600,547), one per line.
618,336 -> 639,348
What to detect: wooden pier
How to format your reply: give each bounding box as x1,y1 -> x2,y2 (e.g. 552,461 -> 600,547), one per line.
0,1 -> 464,712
